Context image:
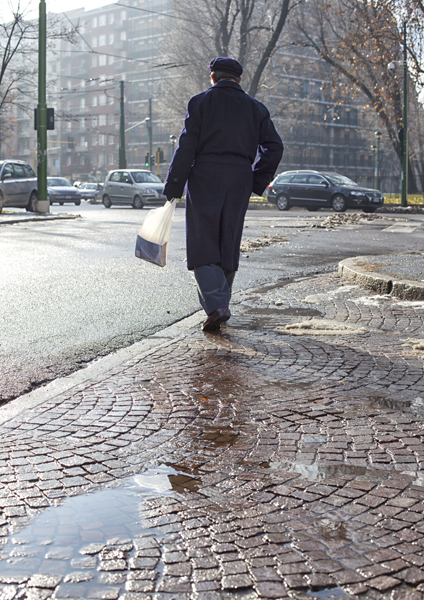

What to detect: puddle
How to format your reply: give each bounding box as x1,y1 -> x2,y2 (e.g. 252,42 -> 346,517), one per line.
252,276 -> 310,294
228,306 -> 323,331
0,466 -> 186,582
270,461 -> 383,482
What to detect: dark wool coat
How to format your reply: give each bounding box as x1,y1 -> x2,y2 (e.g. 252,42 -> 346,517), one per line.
163,80 -> 283,271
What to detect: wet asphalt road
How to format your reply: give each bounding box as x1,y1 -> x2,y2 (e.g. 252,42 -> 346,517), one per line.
1,203 -> 423,403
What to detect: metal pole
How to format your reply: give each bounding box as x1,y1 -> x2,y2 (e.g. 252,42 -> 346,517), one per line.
401,21 -> 408,207
119,80 -> 127,169
148,99 -> 153,171
376,136 -> 381,190
36,0 -> 49,213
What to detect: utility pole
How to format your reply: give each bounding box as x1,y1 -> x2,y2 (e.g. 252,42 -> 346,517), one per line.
401,21 -> 408,207
148,98 -> 153,170
119,80 -> 127,169
36,0 -> 49,213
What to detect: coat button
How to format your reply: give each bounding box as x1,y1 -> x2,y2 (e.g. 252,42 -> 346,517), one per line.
173,177 -> 178,182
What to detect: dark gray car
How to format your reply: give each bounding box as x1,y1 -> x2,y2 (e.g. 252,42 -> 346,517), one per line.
102,169 -> 166,209
0,160 -> 38,212
47,178 -> 81,205
267,170 -> 384,213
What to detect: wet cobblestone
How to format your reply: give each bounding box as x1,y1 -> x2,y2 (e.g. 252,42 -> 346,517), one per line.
2,273 -> 424,598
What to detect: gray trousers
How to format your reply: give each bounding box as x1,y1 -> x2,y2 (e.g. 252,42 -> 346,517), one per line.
194,264 -> 236,315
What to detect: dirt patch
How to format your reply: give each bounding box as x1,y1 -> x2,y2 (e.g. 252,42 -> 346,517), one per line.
310,213 -> 400,230
240,234 -> 287,252
276,318 -> 367,336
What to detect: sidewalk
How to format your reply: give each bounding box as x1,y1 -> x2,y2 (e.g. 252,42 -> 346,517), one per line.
1,257 -> 424,600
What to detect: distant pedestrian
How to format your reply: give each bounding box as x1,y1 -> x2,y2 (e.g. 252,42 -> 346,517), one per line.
163,57 -> 283,331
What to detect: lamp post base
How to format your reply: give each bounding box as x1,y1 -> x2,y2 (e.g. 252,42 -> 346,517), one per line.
35,200 -> 50,213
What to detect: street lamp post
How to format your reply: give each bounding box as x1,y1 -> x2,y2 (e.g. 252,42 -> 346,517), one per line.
169,134 -> 176,158
36,0 -> 49,213
375,130 -> 382,190
388,21 -> 408,207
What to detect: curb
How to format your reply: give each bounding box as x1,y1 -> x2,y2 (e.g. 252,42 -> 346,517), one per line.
0,213 -> 80,226
338,255 -> 424,300
0,310 -> 204,426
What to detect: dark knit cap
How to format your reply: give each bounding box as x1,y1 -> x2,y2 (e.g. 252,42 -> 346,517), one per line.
209,57 -> 243,77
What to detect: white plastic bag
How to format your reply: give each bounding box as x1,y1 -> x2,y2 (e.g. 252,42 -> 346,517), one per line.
135,199 -> 176,267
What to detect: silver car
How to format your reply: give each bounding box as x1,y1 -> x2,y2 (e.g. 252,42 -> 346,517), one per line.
102,169 -> 166,209
0,160 -> 38,212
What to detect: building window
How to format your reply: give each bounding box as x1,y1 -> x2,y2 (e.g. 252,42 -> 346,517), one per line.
99,134 -> 105,145
108,55 -> 114,65
99,14 -> 106,26
67,156 -> 72,166
92,16 -> 98,27
91,55 -> 97,68
92,96 -> 98,107
80,98 -> 85,109
99,54 -> 106,66
92,36 -> 97,48
108,33 -> 114,45
80,155 -> 85,165
92,134 -> 98,145
80,136 -> 85,145
99,35 -> 106,46
99,95 -> 106,106
92,116 -> 97,127
99,114 -> 107,126
108,13 -> 115,24
109,135 -> 114,145
120,10 -> 126,21
108,114 -> 114,125
120,31 -> 126,41
108,153 -> 114,164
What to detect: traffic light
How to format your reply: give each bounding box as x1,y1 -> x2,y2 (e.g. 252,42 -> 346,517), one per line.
157,147 -> 164,163
150,154 -> 155,167
145,152 -> 149,167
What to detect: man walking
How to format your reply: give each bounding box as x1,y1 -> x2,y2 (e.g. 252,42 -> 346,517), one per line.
163,57 -> 283,331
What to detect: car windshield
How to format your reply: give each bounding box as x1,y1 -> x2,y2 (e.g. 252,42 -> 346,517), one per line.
81,183 -> 97,189
323,173 -> 358,186
48,178 -> 72,187
131,171 -> 162,183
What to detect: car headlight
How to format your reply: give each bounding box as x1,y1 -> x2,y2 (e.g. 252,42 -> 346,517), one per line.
144,188 -> 156,194
350,190 -> 365,197
48,189 -> 58,194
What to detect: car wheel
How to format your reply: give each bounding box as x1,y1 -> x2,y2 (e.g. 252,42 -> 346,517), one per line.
276,194 -> 290,211
75,200 -> 81,206
59,202 -> 64,206
26,190 -> 38,212
362,207 -> 377,213
331,194 -> 347,212
306,206 -> 320,211
133,195 -> 144,209
103,194 -> 112,208
0,192 -> 3,213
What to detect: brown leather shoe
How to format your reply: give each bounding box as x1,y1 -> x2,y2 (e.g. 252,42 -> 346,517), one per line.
202,307 -> 231,332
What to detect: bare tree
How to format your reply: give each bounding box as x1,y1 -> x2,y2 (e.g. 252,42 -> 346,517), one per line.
159,0 -> 294,127
295,0 -> 423,191
0,2 -> 78,133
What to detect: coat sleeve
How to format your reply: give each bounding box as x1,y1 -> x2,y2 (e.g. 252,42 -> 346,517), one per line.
252,111 -> 284,196
163,98 -> 201,200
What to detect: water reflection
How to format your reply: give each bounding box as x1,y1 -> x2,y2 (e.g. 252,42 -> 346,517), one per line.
0,466 -> 182,584
270,461 -> 383,482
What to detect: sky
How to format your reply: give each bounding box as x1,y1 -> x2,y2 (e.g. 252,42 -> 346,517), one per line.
2,0 -> 113,22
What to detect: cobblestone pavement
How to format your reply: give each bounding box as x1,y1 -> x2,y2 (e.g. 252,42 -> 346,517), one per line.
2,272 -> 424,600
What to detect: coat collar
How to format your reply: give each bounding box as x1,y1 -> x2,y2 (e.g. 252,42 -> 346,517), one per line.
212,80 -> 243,91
